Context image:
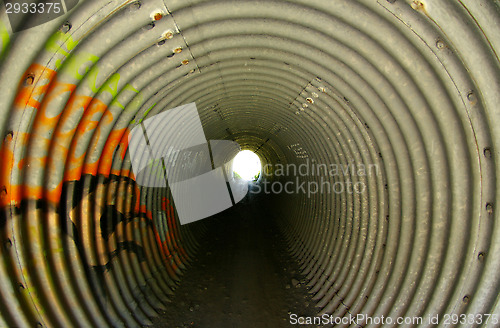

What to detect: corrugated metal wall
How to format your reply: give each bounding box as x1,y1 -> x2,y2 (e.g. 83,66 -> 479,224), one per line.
0,0 -> 498,327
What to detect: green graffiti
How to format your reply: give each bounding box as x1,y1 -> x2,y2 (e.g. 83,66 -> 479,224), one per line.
45,30 -> 79,58
101,73 -> 121,97
110,84 -> 140,110
60,52 -> 100,81
86,66 -> 99,92
143,103 -> 156,118
131,102 -> 156,124
127,92 -> 144,115
0,20 -> 10,59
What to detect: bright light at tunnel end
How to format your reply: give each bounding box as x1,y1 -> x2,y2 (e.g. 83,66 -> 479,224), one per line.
232,150 -> 262,181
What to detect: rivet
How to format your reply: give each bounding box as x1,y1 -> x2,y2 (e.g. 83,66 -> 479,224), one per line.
181,59 -> 190,65
174,47 -> 183,53
462,295 -> 470,304
385,215 -> 389,221
153,13 -> 163,21
24,74 -> 35,86
483,148 -> 492,158
5,239 -> 12,249
306,98 -> 314,104
386,0 -> 396,3
157,40 -> 165,46
379,152 -> 382,158
36,323 -> 43,328
384,184 -> 388,190
145,22 -> 155,30
478,252 -> 485,261
163,30 -> 174,39
486,203 -> 493,215
343,97 -> 349,102
132,1 -> 141,9
466,91 -> 477,103
436,39 -> 446,49
302,103 -> 308,108
19,283 -> 25,290
411,0 -> 424,10
60,22 -> 72,33
0,186 -> 7,197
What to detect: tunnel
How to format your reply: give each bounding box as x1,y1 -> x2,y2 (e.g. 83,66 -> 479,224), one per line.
0,0 -> 499,327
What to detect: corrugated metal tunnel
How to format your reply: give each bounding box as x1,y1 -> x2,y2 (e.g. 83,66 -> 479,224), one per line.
0,0 -> 499,326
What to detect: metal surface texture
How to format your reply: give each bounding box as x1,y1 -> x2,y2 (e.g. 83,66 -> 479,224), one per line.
0,0 -> 499,327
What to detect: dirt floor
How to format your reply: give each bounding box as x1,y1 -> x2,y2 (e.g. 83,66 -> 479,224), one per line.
149,196 -> 317,328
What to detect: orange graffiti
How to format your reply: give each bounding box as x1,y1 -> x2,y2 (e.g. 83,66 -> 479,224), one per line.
13,64 -> 56,111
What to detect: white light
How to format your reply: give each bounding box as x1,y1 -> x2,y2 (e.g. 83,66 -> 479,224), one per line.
232,150 -> 261,181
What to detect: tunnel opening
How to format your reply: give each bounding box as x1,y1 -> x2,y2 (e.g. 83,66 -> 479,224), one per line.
232,150 -> 262,181
0,0 -> 499,328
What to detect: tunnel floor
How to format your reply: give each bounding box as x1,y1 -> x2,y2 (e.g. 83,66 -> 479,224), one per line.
149,198 -> 316,328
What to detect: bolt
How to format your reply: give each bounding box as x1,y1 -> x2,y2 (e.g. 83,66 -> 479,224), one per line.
411,0 -> 424,10
467,91 -> 477,103
163,30 -> 174,39
24,74 -> 35,86
153,13 -> 163,21
483,148 -> 492,158
436,39 -> 446,49
60,22 -> 72,33
132,1 -> 141,10
486,203 -> 493,215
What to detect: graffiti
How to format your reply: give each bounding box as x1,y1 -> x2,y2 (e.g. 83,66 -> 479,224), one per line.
0,20 -> 10,60
0,39 -> 186,322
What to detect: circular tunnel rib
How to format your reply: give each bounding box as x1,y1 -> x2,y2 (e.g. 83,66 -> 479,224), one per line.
0,0 -> 499,327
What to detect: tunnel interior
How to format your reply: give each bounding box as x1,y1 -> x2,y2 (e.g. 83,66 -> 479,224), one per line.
0,0 -> 499,327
